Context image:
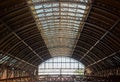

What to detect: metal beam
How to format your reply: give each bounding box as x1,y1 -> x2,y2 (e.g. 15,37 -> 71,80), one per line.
0,2 -> 27,17
86,50 -> 120,68
27,0 -> 52,58
32,1 -> 89,6
36,15 -> 84,20
0,50 -> 37,68
36,11 -> 86,16
0,76 -> 31,81
79,19 -> 120,61
85,22 -> 120,44
0,19 -> 44,61
71,2 -> 92,58
35,6 -> 87,11
92,3 -> 120,18
1,6 -> 28,19
37,22 -> 81,27
0,22 -> 36,44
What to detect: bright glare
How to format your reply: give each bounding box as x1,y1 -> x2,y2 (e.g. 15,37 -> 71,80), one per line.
38,57 -> 84,75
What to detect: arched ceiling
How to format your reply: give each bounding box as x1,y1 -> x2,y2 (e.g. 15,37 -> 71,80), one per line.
72,0 -> 120,72
0,0 -> 120,73
0,0 -> 51,71
28,0 -> 91,57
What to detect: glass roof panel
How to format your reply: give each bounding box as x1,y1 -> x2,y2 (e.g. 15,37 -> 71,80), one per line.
29,0 -> 90,56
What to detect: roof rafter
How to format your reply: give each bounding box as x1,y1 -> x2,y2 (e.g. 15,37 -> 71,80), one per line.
0,19 -> 44,61
79,19 -> 120,61
86,50 -> 120,68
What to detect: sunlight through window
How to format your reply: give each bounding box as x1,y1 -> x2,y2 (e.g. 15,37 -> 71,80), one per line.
38,57 -> 84,75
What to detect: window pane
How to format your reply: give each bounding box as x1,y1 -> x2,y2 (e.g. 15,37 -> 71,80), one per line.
38,57 -> 84,75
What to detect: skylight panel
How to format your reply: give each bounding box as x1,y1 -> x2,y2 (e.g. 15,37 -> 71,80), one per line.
44,8 -> 52,12
52,3 -> 59,6
35,5 -> 42,9
38,13 -> 45,17
77,9 -> 85,13
78,5 -> 86,9
29,0 -> 90,57
36,9 -> 44,13
69,3 -> 77,8
61,3 -> 68,7
46,13 -> 52,16
61,8 -> 68,12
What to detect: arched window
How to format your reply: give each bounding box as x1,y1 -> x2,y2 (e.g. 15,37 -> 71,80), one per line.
38,57 -> 84,75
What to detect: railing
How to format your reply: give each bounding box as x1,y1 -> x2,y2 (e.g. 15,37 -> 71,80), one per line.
38,75 -> 84,82
38,75 -> 120,82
